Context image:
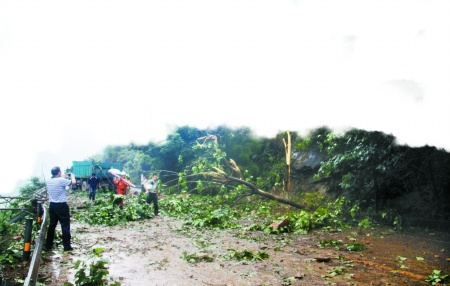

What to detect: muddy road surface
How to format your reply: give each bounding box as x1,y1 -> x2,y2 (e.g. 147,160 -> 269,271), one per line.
39,215 -> 449,286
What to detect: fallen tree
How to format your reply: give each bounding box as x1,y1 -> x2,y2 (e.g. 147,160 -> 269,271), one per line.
203,162 -> 309,210
192,135 -> 309,210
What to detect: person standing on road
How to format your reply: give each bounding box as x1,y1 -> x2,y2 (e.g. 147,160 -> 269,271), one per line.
113,172 -> 131,210
144,174 -> 160,216
45,166 -> 76,251
88,172 -> 100,202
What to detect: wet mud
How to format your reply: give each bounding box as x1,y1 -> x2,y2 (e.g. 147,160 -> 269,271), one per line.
39,215 -> 449,286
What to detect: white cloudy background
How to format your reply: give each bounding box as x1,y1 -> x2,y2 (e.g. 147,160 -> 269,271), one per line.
1,0 -> 449,195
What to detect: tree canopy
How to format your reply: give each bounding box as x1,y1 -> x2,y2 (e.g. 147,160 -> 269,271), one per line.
83,125 -> 450,228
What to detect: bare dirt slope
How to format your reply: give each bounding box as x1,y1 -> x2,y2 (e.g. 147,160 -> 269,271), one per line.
39,214 -> 449,286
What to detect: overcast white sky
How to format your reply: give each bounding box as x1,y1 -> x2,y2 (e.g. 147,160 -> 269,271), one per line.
1,0 -> 449,195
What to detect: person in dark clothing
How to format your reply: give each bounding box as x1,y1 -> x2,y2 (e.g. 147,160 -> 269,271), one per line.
88,172 -> 100,201
144,174 -> 160,216
45,166 -> 76,251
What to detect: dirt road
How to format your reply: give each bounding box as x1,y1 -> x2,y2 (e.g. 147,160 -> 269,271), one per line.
39,215 -> 449,286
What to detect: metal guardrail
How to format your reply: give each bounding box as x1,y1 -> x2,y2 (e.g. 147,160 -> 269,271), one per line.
23,202 -> 48,286
2,188 -> 47,224
0,188 -> 48,285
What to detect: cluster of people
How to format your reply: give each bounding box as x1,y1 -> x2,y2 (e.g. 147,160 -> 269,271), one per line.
45,165 -> 161,253
111,171 -> 160,215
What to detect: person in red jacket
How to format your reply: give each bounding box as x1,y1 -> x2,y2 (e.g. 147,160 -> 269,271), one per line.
113,172 -> 131,209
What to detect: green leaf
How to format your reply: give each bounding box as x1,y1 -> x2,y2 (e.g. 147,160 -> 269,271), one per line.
93,248 -> 104,255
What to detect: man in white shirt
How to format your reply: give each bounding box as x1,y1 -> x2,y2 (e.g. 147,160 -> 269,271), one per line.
45,166 -> 76,251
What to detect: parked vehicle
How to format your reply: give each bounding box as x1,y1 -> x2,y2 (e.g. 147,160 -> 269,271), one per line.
67,161 -> 122,191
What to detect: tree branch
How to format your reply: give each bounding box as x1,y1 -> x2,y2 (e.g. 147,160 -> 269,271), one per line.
203,170 -> 309,210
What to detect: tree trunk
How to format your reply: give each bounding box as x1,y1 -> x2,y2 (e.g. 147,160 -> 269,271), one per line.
208,171 -> 309,210
283,132 -> 291,193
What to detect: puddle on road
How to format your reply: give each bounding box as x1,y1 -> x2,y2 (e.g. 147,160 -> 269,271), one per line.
40,251 -> 78,285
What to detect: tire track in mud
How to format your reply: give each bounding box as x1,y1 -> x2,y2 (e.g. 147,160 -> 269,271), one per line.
347,257 -> 428,281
